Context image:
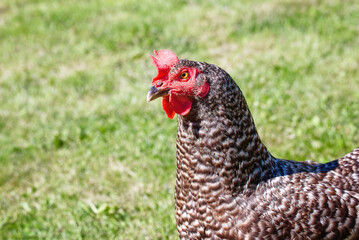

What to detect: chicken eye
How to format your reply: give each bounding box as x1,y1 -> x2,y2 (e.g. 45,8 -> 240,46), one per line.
180,71 -> 189,80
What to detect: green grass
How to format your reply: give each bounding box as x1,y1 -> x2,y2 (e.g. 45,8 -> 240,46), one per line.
0,0 -> 358,239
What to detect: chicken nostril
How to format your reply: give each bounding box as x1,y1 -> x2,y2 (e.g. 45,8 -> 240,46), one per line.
156,82 -> 163,87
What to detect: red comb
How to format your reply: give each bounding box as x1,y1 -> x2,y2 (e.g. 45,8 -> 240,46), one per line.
150,50 -> 179,84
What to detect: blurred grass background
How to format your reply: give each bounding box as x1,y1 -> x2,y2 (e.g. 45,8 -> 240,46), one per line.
0,0 -> 358,239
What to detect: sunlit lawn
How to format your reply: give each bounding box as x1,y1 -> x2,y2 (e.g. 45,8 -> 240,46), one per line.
0,0 -> 358,239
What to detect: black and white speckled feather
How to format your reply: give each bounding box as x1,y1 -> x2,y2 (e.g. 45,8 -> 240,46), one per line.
171,59 -> 359,239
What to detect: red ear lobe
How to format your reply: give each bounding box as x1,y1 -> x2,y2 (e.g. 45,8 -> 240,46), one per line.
197,82 -> 210,97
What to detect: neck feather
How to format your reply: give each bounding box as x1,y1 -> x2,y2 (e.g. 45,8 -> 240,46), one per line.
175,73 -> 275,195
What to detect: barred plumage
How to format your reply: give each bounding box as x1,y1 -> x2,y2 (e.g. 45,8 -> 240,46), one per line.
148,51 -> 359,239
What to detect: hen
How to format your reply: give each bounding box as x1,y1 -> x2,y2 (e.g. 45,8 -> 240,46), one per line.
147,50 -> 359,239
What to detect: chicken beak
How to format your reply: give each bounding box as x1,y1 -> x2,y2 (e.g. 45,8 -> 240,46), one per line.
147,85 -> 171,102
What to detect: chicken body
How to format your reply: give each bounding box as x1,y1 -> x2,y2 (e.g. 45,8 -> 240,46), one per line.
147,52 -> 359,239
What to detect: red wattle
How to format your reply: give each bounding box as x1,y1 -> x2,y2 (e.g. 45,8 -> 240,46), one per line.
162,97 -> 175,119
161,94 -> 193,119
170,94 -> 192,116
